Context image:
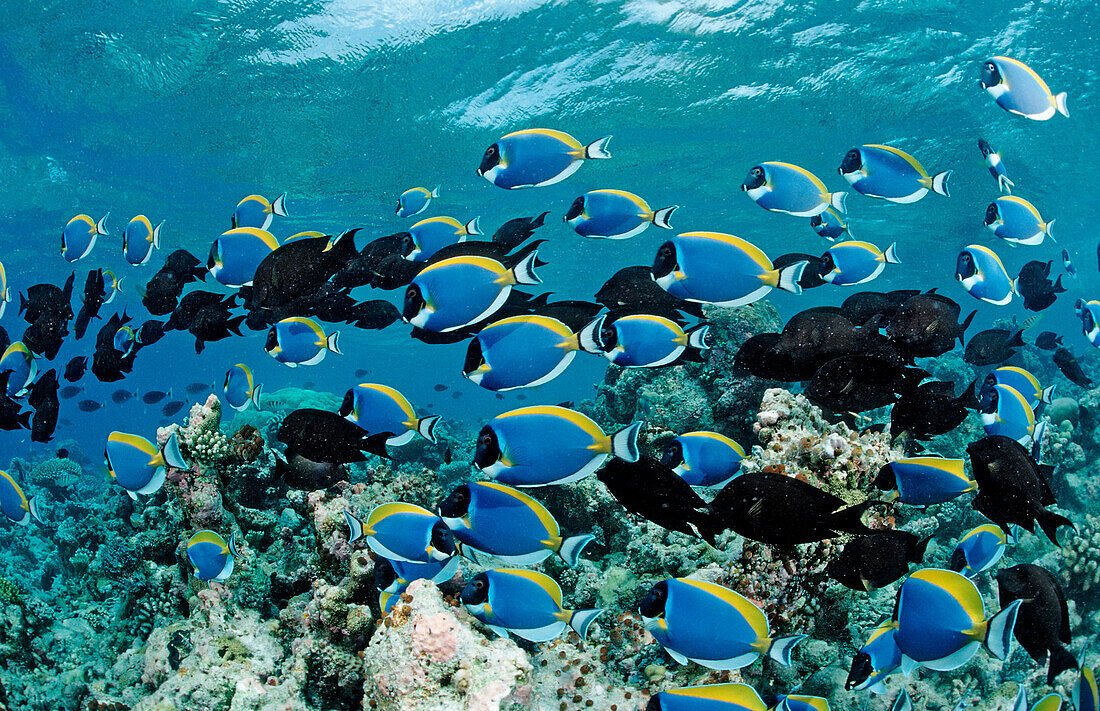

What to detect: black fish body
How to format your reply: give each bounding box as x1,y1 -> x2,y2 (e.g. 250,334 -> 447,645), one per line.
964,328 -> 1024,366
968,435 -> 1072,542
996,563 -> 1075,683
840,290 -> 921,326
890,379 -> 977,439
597,457 -> 716,542
594,265 -> 704,317
1035,332 -> 1063,351
277,408 -> 391,464
275,453 -> 348,490
827,530 -> 929,591
887,292 -> 975,357
736,333 -> 818,382
28,369 -> 59,443
1053,348 -> 1092,387
251,231 -> 359,309
806,355 -> 925,413
492,212 -> 548,252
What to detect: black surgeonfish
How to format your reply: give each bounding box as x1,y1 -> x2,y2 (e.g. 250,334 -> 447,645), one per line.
73,269 -> 105,339
996,564 -> 1076,683
827,530 -> 930,591
491,212 -> 548,251
890,378 -> 978,440
1015,260 -> 1065,312
840,290 -> 921,326
23,311 -> 69,360
331,233 -> 407,290
968,435 -> 1072,542
735,333 -> 813,381
886,291 -> 975,357
963,328 -> 1024,366
597,457 -> 716,543
594,266 -> 704,317
275,452 -> 349,490
91,312 -> 137,382
707,471 -> 880,544
249,230 -> 360,310
142,249 -> 205,315
166,291 -> 236,332
805,356 -> 926,413
21,274 -> 75,325
1053,348 -> 1092,388
63,356 -> 87,382
0,373 -> 30,430
774,252 -> 828,290
189,307 -> 245,354
28,368 -> 59,443
277,408 -> 391,464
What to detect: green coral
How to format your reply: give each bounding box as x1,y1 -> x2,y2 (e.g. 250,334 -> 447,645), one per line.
0,577 -> 23,606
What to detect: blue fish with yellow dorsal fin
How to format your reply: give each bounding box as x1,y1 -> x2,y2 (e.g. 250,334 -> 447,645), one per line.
957,244 -> 1014,306
985,196 -> 1055,246
846,618 -> 902,693
403,252 -> 542,333
0,470 -> 38,526
474,405 -> 641,487
640,578 -> 806,670
662,431 -> 745,489
105,430 -> 187,500
987,366 -> 1055,410
395,185 -> 439,217
1077,300 -> 1100,348
819,241 -> 900,286
223,363 -> 263,412
232,193 -> 287,230
565,189 -> 677,240
646,683 -> 768,711
464,315 -> 581,392
360,502 -> 456,564
208,227 -> 280,288
113,324 -> 136,358
809,208 -> 850,241
1075,664 -> 1099,711
839,145 -> 951,203
0,342 -> 37,398
122,215 -> 163,265
373,554 -> 461,614
186,530 -> 238,582
478,129 -> 611,190
979,382 -> 1036,445
581,313 -> 710,368
652,232 -> 806,307
741,162 -> 846,217
402,216 -> 481,262
893,568 -> 1022,672
339,383 -> 439,445
980,57 -> 1068,121
100,269 -> 124,305
438,481 -> 594,567
62,213 -> 108,262
264,316 -> 341,367
950,524 -> 1009,578
978,139 -> 1014,194
772,696 -> 830,711
461,568 -> 602,642
873,456 -> 976,505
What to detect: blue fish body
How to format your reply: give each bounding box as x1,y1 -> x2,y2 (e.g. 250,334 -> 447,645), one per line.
653,232 -> 806,307
0,342 -> 36,398
957,245 -> 1014,305
462,569 -> 602,642
566,189 -> 676,240
466,316 -> 579,391
223,363 -> 262,412
265,317 -> 341,366
233,193 -> 286,230
821,241 -> 899,286
664,431 -> 745,488
405,253 -> 541,332
340,383 -> 438,445
742,162 -> 845,217
439,481 -> 593,566
105,431 -> 186,499
113,325 -> 136,357
363,502 -> 454,564
978,139 -> 1014,194
648,683 -> 768,711
950,524 -> 1008,578
61,213 -> 108,262
1078,300 -> 1100,347
840,145 -> 951,203
980,383 -> 1035,445
395,186 -> 439,217
0,471 -> 31,525
642,578 -> 805,670
877,457 -> 975,505
123,215 -> 162,265
405,216 -> 479,261
476,405 -> 640,487
478,129 -> 611,190
809,208 -> 850,241
989,366 -> 1054,410
1075,666 -> 1099,711
849,619 -> 902,692
980,57 -> 1068,121
187,530 -> 238,582
894,568 -> 1021,671
374,555 -> 461,613
209,227 -> 280,287
598,314 -> 708,367
985,196 -> 1054,246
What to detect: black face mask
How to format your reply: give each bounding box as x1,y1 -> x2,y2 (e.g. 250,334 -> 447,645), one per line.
638,581 -> 668,618
463,339 -> 485,377
565,196 -> 585,221
402,284 -> 425,322
741,166 -> 766,191
839,149 -> 862,175
984,203 -> 999,226
473,426 -> 501,469
438,485 -> 471,518
478,144 -> 501,175
661,440 -> 684,469
461,573 -> 490,605
652,242 -> 678,280
956,253 -> 977,280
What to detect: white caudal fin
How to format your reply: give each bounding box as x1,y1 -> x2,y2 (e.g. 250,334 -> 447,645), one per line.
28,495 -> 44,525
611,421 -> 641,462
584,136 -> 612,159
1042,385 -> 1056,403
998,174 -> 1014,194
465,217 -> 482,236
891,689 -> 913,711
686,324 -> 711,349
326,331 -> 342,355
344,510 -> 364,543
251,383 -> 264,410
430,185 -> 441,198
162,432 -> 188,470
777,261 -> 807,294
986,598 -> 1023,660
271,193 -> 288,217
96,213 -> 110,235
1055,92 -> 1069,117
417,415 -> 440,443
577,316 -> 606,354
830,191 -> 847,213
569,608 -> 603,638
1045,219 -> 1057,241
931,170 -> 952,197
153,220 -> 164,248
652,206 -> 678,229
558,534 -> 595,567
1010,687 -> 1028,711
767,634 -> 807,666
511,251 -> 542,285
884,243 -> 901,264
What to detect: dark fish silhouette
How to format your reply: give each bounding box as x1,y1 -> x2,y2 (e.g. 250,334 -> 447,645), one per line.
597,457 -> 716,542
887,292 -> 975,357
77,399 -> 102,413
594,265 -> 704,317
840,290 -> 921,326
142,390 -> 170,404
1034,332 -> 1063,351
249,230 -> 359,310
277,408 -> 391,464
28,369 -> 59,442
162,401 -> 185,417
111,389 -> 135,403
969,435 -> 1072,542
964,328 -> 1024,366
806,356 -> 925,413
0,373 -> 30,430
64,356 -> 87,382
491,212 -> 548,252
827,530 -> 929,591
275,453 -> 348,490
59,385 -> 81,399
73,269 -> 105,339
996,564 -> 1075,684
1053,348 -> 1092,388
891,379 -> 978,439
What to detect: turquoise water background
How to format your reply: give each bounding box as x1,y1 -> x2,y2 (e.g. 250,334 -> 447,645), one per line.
0,0 -> 1096,457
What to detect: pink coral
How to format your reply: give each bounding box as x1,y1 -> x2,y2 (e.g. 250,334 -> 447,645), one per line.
411,613 -> 459,661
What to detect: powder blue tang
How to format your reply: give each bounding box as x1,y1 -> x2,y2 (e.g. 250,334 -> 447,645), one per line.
395,186 -> 439,217
590,313 -> 710,368
339,383 -> 438,445
839,145 -> 951,203
565,189 -> 676,240
105,431 -> 187,499
980,56 -> 1068,121
464,315 -> 580,391
122,215 -> 162,265
478,129 -> 611,190
956,245 -> 1014,306
223,363 -> 262,412
663,431 -> 745,488
208,227 -> 280,288
741,162 -> 846,217
984,196 -> 1054,246
232,193 -> 287,230
265,317 -> 341,366
461,569 -> 602,642
186,530 -> 238,582
404,253 -> 541,332
950,524 -> 1008,578
877,457 -> 976,505
820,241 -> 899,286
61,213 -> 108,262
404,216 -> 480,261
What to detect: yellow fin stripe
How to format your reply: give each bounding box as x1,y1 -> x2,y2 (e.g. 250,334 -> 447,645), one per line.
497,405 -> 605,441
188,530 -> 230,551
504,128 -> 583,151
681,431 -> 745,457
108,432 -> 159,457
911,569 -> 984,622
359,383 -> 415,419
1001,196 -> 1043,221
678,578 -> 768,637
680,232 -> 773,273
475,482 -> 559,539
368,502 -> 434,525
765,162 -> 828,193
0,471 -> 27,510
495,568 -> 563,607
283,317 -> 326,341
966,244 -> 1008,273
419,255 -> 505,276
484,315 -> 574,339
412,216 -> 463,230
865,144 -> 929,177
666,683 -> 767,708
960,524 -> 1006,544
222,227 -> 279,250
592,189 -> 650,212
